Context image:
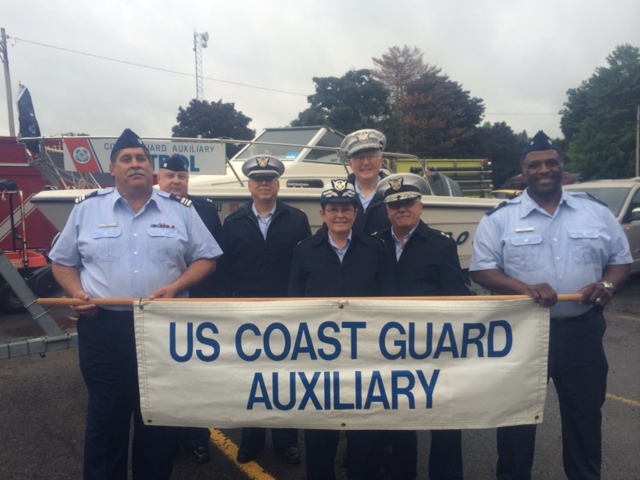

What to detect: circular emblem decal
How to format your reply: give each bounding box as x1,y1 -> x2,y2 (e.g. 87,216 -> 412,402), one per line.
73,147 -> 91,165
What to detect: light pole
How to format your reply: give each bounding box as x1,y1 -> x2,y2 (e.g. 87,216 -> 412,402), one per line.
193,31 -> 209,101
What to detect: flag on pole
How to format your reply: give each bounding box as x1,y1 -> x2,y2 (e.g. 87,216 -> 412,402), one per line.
17,85 -> 41,155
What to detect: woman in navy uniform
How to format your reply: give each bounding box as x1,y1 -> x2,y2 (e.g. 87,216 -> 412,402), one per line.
289,179 -> 394,480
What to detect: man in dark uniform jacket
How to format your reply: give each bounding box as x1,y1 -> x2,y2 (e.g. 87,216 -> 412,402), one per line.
218,155 -> 311,465
157,154 -> 223,463
157,154 -> 222,299
289,179 -> 394,480
341,129 -> 390,233
375,173 -> 469,480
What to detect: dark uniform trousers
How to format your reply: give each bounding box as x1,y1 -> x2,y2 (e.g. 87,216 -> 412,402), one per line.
497,308 -> 608,480
78,309 -> 175,480
304,429 -> 382,480
240,426 -> 298,453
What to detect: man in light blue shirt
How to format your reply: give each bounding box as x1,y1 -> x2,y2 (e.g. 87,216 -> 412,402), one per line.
50,128 -> 221,480
470,131 -> 631,480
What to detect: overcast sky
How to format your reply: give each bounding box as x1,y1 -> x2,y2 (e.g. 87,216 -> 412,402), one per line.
1,0 -> 639,143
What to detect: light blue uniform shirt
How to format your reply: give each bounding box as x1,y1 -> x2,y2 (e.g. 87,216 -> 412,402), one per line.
470,189 -> 632,317
50,188 -> 222,308
391,225 -> 418,261
328,232 -> 352,263
252,203 -> 276,240
354,181 -> 375,211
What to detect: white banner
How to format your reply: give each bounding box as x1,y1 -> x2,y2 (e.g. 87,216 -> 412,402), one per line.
61,137 -> 226,175
134,298 -> 549,430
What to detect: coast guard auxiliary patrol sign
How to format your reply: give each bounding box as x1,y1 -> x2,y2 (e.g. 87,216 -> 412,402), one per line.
134,298 -> 549,430
61,136 -> 226,175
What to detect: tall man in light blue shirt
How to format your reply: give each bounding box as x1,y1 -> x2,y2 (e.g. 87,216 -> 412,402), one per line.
50,128 -> 222,480
470,131 -> 632,480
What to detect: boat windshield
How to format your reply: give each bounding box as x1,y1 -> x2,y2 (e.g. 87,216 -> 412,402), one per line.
232,128 -> 344,165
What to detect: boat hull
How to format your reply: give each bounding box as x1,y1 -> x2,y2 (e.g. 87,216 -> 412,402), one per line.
31,186 -> 500,270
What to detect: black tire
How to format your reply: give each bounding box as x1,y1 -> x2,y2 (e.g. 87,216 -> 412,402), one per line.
0,284 -> 25,314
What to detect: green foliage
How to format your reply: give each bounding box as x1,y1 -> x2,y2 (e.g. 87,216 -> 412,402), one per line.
372,45 -> 435,106
473,122 -> 528,188
290,69 -> 390,133
172,99 -> 255,157
560,44 -> 640,179
399,72 -> 485,158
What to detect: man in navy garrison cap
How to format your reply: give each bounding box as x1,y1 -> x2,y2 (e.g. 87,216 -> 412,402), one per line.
156,152 -> 222,464
49,128 -> 221,479
110,128 -> 150,162
470,129 -> 632,479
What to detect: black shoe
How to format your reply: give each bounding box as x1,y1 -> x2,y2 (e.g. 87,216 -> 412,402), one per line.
192,446 -> 209,464
237,446 -> 261,464
279,446 -> 301,465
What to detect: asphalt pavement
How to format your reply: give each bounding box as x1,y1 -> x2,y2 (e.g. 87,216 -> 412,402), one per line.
1,277 -> 639,480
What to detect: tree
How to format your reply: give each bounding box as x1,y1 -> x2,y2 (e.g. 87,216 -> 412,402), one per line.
398,71 -> 485,158
172,99 -> 255,157
473,122 -> 528,188
290,69 -> 390,133
372,45 -> 436,106
560,44 -> 640,179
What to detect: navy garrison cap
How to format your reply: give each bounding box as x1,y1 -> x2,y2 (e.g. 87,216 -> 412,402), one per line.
376,173 -> 429,204
242,155 -> 285,178
521,130 -> 562,160
160,154 -> 188,172
320,179 -> 358,206
341,129 -> 386,158
111,128 -> 149,161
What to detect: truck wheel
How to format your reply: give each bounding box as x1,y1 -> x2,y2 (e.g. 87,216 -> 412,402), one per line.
0,284 -> 25,314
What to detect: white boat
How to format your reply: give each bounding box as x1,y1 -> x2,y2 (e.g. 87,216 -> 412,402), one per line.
30,126 -> 501,269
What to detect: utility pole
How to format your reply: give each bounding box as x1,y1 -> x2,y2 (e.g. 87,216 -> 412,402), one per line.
1,28 -> 16,137
193,31 -> 209,101
636,105 -> 639,177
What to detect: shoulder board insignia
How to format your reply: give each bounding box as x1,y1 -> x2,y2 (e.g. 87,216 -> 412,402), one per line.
75,190 -> 99,204
170,194 -> 192,207
485,201 -> 509,216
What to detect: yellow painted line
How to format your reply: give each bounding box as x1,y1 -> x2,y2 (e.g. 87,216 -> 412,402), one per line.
613,313 -> 640,322
607,393 -> 640,408
209,428 -> 277,480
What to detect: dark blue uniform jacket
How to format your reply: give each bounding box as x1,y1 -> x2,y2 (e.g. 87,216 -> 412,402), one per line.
288,225 -> 394,298
347,172 -> 390,234
375,221 -> 469,297
218,200 -> 311,298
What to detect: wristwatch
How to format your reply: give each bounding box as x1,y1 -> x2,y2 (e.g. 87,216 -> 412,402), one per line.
599,280 -> 615,294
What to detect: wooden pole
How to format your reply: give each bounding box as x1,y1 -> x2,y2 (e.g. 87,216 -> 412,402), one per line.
38,294 -> 584,307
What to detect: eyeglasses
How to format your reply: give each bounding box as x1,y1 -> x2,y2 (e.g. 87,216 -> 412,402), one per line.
250,176 -> 277,184
323,205 -> 356,215
350,153 -> 382,163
